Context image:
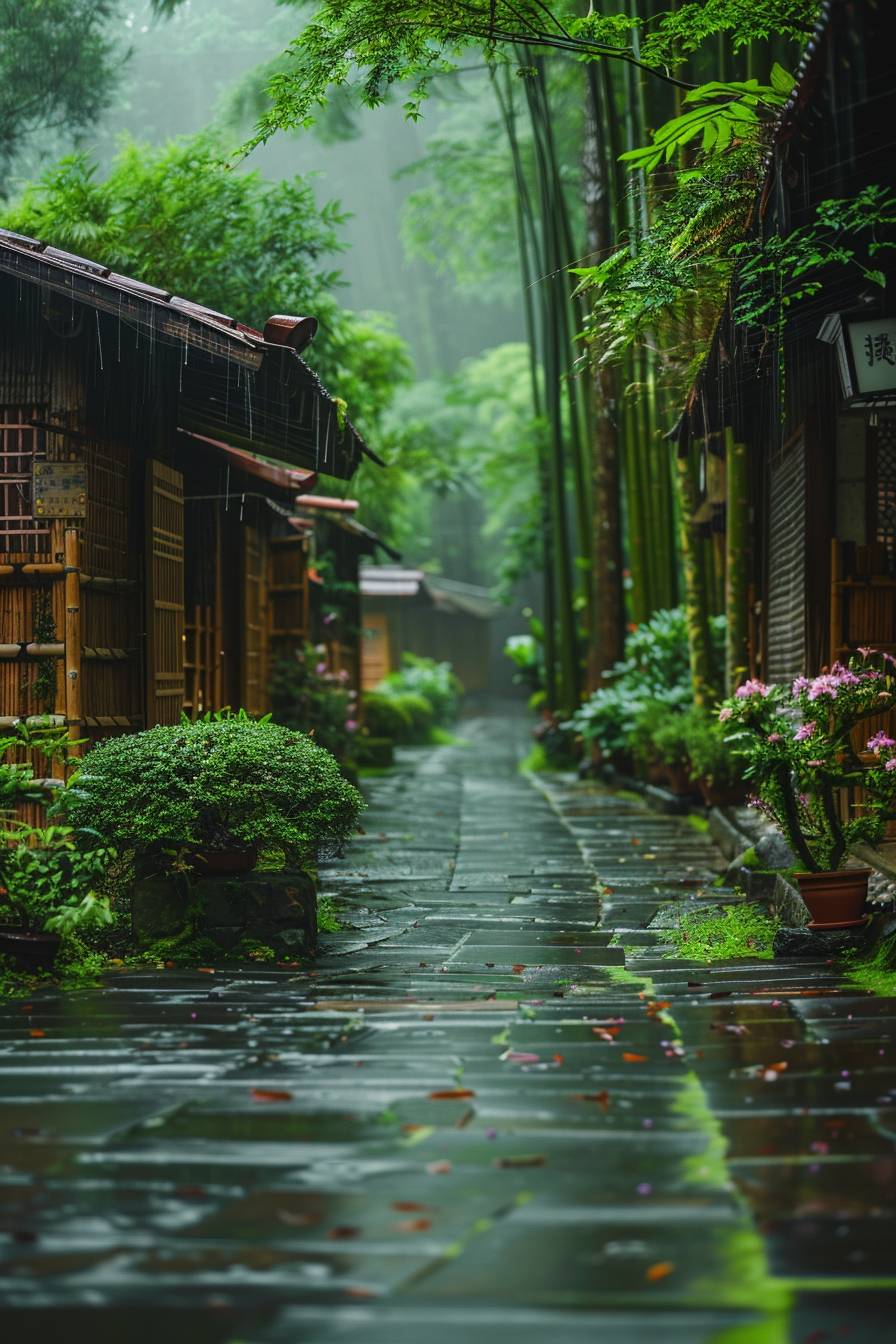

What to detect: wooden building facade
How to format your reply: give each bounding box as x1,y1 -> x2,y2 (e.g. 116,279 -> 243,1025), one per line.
677,0 -> 896,698
0,230 -> 367,747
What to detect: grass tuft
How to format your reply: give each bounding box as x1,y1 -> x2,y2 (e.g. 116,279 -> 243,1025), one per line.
667,902 -> 778,962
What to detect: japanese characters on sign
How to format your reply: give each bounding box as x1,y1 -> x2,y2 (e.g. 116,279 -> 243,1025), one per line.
847,319 -> 896,395
33,460 -> 87,518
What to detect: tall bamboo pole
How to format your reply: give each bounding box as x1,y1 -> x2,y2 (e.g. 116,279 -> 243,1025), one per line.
63,527 -> 83,757
725,429 -> 750,692
674,445 -> 719,706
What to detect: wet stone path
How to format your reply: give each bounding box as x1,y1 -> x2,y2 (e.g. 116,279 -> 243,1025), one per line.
1,716 -> 895,1342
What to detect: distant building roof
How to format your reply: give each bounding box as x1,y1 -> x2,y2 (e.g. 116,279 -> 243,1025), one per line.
360,566 -> 499,617
0,228 -> 370,480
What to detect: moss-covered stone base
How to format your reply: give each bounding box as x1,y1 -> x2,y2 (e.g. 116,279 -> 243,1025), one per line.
131,869 -> 318,958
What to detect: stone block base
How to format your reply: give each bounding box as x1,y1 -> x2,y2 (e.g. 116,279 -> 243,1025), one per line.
131,868 -> 318,956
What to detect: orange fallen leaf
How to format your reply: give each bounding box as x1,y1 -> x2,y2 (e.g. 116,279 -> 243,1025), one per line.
494,1154 -> 546,1168
766,1061 -> 789,1072
512,964 -> 526,974
392,1200 -> 429,1212
646,1261 -> 675,1283
250,1088 -> 293,1103
196,967 -> 215,975
575,1091 -> 611,1112
552,1053 -> 564,1065
28,1029 -> 45,1039
328,1225 -> 360,1240
426,1160 -> 452,1174
428,1088 -> 475,1100
396,1217 -> 432,1233
592,1027 -> 620,1041
622,1052 -> 648,1063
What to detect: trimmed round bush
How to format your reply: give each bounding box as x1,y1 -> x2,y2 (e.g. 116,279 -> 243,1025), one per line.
362,692 -> 411,742
65,715 -> 364,865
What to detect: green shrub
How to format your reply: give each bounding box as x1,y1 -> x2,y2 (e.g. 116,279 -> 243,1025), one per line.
64,713 -> 364,868
0,822 -> 115,935
362,691 -> 411,741
564,607 -> 726,756
390,692 -> 435,742
269,645 -> 358,762
682,706 -> 742,789
379,653 -> 461,724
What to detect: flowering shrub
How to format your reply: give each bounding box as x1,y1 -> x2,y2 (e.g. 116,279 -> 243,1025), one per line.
719,651 -> 896,871
269,644 -> 358,762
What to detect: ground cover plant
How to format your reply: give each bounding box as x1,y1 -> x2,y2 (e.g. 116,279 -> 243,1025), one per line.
64,711 -> 364,872
666,902 -> 779,963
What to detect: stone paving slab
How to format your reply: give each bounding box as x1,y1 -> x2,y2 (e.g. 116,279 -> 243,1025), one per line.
1,714 -> 894,1339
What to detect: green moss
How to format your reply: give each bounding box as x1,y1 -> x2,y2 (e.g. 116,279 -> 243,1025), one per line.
841,931 -> 896,997
686,813 -> 710,833
602,963 -> 655,994
740,846 -> 760,869
519,742 -> 549,773
615,788 -> 643,803
229,937 -> 277,962
667,903 -> 778,962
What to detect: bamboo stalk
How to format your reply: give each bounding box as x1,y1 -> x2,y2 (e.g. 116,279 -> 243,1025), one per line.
725,431 -> 750,692
63,528 -> 83,756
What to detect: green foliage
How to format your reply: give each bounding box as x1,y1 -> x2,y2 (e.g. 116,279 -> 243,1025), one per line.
619,68 -> 794,173
316,892 -> 343,933
732,186 -> 896,338
0,718 -> 73,814
666,902 -> 779,962
269,645 -> 358,763
0,1 -> 125,175
379,653 -> 461,725
0,823 -> 115,935
682,706 -> 743,789
362,692 -> 411,742
719,652 -> 896,871
1,133 -> 412,475
64,716 -> 365,868
565,607 -> 726,755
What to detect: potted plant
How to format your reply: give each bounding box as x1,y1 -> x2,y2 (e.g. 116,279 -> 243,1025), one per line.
651,707 -> 698,796
63,710 -> 365,876
719,653 -> 896,928
0,822 -> 114,970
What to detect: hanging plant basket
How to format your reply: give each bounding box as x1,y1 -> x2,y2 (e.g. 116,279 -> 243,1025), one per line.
794,868 -> 871,930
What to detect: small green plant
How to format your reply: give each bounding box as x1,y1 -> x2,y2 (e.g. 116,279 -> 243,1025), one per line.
316,892 -> 342,932
667,902 -> 778,962
378,653 -> 461,725
681,706 -> 742,790
64,714 -> 365,870
362,691 -> 412,741
0,822 -> 114,935
0,718 -> 76,814
841,932 -> 896,997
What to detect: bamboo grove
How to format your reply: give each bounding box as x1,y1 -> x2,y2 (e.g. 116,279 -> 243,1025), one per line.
148,0 -> 823,716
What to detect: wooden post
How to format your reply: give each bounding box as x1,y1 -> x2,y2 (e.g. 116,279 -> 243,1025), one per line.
725,430 -> 750,694
675,443 -> 719,707
63,527 -> 83,756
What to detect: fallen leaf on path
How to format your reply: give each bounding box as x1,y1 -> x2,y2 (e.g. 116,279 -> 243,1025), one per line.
512,964 -> 526,974
250,1088 -> 293,1103
552,1053 -> 564,1065
28,1029 -> 45,1039
396,1217 -> 432,1233
328,1226 -> 360,1240
494,1154 -> 545,1168
622,1052 -> 648,1063
426,1160 -> 452,1174
429,1088 -> 475,1100
592,1026 -> 621,1041
392,1201 -> 429,1212
500,1050 -> 540,1065
575,1091 -> 611,1112
277,1210 -> 318,1227
646,1261 -> 675,1282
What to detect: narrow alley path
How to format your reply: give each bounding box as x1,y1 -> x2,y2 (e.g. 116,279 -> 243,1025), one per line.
1,716 -> 894,1342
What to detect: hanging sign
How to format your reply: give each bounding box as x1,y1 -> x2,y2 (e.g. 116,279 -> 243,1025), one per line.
819,313 -> 896,399
32,461 -> 87,517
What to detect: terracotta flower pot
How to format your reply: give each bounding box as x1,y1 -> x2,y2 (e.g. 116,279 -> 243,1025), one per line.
794,868 -> 871,929
191,844 -> 258,876
664,764 -> 696,797
697,778 -> 744,808
0,927 -> 61,973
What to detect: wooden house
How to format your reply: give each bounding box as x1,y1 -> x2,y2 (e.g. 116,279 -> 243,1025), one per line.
359,565 -> 499,693
676,0 -> 896,693
0,229 -> 370,749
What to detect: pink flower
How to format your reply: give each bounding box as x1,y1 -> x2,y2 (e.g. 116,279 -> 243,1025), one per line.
886,757 -> 896,772
807,759 -> 824,768
315,661 -> 327,675
792,676 -> 811,695
857,646 -> 875,658
345,719 -> 358,733
867,731 -> 896,754
338,669 -> 350,683
768,732 -> 783,743
323,612 -> 337,626
884,653 -> 896,669
735,679 -> 769,699
718,706 -> 733,722
794,722 -> 816,741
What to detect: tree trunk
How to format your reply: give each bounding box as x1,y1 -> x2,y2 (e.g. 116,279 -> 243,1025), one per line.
674,444 -> 719,706
583,63 -> 625,687
725,428 -> 750,693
